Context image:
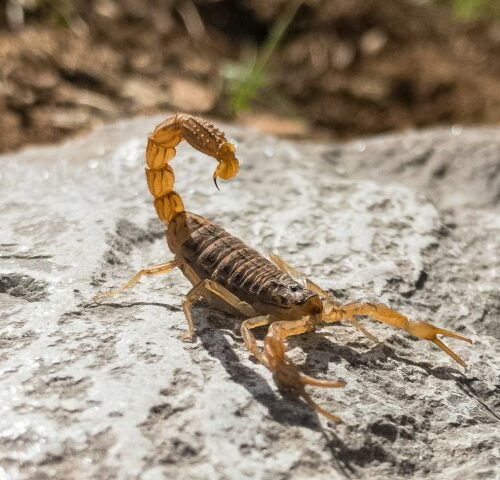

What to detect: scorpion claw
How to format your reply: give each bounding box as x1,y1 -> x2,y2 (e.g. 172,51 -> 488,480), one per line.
409,321 -> 472,368
273,361 -> 344,422
429,337 -> 467,368
275,362 -> 345,389
298,373 -> 346,389
433,326 -> 473,344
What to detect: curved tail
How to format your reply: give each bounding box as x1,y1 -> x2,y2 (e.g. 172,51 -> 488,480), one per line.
145,113 -> 239,223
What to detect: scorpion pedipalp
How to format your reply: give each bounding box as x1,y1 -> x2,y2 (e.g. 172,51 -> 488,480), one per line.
322,302 -> 473,368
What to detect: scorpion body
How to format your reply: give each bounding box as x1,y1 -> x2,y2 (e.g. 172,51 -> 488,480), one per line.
168,212 -> 321,317
95,113 -> 472,422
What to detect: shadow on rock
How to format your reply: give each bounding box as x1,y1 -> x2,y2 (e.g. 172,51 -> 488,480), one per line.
89,300 -> 182,312
193,308 -> 325,429
192,308 -> 368,476
295,331 -> 465,382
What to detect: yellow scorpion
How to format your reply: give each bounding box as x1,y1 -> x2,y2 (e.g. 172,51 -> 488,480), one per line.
95,113 -> 473,422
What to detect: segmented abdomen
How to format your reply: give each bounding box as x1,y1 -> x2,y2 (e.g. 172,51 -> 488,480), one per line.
175,113 -> 228,158
168,212 -> 296,306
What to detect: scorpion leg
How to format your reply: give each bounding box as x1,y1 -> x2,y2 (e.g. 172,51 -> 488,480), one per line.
93,260 -> 183,302
182,279 -> 257,342
270,254 -> 378,342
263,317 -> 346,423
241,316 -> 272,365
326,302 -> 473,367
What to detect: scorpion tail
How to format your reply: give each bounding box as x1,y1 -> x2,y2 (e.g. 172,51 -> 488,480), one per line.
145,113 -> 239,224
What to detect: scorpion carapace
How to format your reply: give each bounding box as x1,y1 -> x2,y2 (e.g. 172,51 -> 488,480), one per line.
94,113 -> 473,423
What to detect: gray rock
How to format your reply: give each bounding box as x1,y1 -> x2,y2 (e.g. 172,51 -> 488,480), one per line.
0,117 -> 498,480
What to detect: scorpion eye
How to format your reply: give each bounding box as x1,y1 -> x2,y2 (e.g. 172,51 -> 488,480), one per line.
290,285 -> 300,292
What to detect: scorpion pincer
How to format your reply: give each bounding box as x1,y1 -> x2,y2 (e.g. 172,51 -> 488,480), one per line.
94,113 -> 473,422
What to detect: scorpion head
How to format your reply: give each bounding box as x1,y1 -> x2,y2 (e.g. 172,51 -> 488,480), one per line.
270,280 -> 323,315
213,142 -> 239,190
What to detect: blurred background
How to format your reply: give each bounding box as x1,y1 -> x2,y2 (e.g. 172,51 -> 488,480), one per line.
1,0 -> 500,153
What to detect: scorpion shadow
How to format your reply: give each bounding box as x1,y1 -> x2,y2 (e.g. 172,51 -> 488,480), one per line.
194,308 -> 323,429
295,331 -> 466,382
190,306 -> 481,478
193,307 -> 360,477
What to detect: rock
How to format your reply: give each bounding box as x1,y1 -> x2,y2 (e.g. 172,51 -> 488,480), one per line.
0,117 -> 498,480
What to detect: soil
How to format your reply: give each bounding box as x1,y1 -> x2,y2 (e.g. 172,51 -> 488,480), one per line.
1,0 -> 500,153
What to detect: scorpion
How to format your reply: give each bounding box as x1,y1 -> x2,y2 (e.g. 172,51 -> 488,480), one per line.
94,113 -> 473,422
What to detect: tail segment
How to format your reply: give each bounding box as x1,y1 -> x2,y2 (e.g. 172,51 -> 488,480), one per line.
145,113 -> 239,223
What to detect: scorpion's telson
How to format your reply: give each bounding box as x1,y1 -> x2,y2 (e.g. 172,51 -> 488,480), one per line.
94,113 -> 473,423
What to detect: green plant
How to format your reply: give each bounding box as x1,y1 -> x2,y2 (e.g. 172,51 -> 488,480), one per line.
436,0 -> 500,19
221,0 -> 303,115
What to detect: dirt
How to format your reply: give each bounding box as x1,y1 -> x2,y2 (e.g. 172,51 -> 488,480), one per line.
1,0 -> 500,153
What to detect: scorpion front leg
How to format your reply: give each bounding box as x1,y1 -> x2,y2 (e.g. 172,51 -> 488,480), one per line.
241,316 -> 272,365
242,315 -> 345,422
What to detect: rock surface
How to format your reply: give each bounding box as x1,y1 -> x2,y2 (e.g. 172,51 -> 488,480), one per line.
0,117 -> 499,480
